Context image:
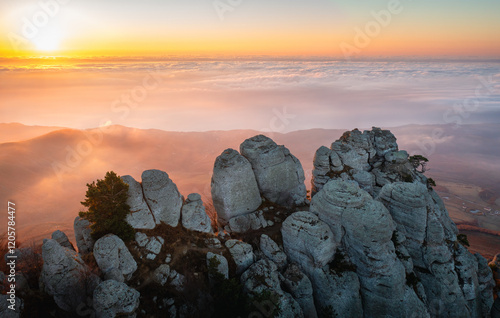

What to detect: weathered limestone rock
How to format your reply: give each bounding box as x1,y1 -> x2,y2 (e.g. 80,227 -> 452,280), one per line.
351,169 -> 375,195
282,264 -> 317,318
310,179 -> 371,246
146,236 -> 164,260
311,146 -> 335,196
260,234 -> 287,270
52,230 -> 75,251
281,212 -> 335,269
228,210 -> 271,233
142,169 -> 183,227
40,239 -> 100,312
311,179 -> 427,317
93,234 -> 137,282
93,280 -> 140,318
153,264 -> 171,286
122,175 -> 156,229
308,267 -> 362,318
211,148 -> 262,225
225,239 -> 255,275
240,135 -> 307,208
74,216 -> 94,254
330,129 -> 375,172
453,245 -> 495,317
181,193 -> 213,233
378,182 -> 429,245
240,260 -> 303,318
311,127 -> 398,197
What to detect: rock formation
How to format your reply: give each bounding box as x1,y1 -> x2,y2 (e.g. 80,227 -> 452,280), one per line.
74,216 -> 94,254
93,234 -> 137,282
240,259 -> 303,318
32,130 -> 495,317
308,127 -> 494,317
51,230 -> 75,251
181,193 -> 213,233
39,237 -> 100,312
141,169 -> 183,227
211,148 -> 262,225
240,135 -> 307,208
93,280 -> 140,318
121,175 -> 156,229
225,239 -> 255,275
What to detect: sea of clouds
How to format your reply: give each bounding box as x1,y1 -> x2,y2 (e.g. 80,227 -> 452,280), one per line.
0,58 -> 499,132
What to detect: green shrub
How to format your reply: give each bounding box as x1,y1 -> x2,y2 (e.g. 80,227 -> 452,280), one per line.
79,171 -> 135,242
427,178 -> 437,187
403,174 -> 414,183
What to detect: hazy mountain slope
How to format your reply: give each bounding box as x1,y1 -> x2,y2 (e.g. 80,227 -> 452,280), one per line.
0,123 -> 65,143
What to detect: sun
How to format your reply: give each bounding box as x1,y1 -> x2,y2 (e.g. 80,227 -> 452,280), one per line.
32,31 -> 63,52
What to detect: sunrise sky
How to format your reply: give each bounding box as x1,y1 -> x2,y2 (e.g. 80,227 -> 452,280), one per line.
0,1 -> 499,131
1,0 -> 500,58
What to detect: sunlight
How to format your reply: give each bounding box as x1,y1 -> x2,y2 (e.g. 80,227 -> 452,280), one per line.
32,31 -> 62,52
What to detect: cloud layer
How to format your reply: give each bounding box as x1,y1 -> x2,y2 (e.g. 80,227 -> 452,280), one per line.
0,59 -> 499,132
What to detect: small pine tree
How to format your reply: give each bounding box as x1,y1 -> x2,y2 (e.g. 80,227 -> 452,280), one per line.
79,171 -> 135,242
409,155 -> 429,173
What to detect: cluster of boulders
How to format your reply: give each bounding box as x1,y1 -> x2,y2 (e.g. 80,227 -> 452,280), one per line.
211,135 -> 308,232
121,170 -> 212,234
6,129 -> 499,317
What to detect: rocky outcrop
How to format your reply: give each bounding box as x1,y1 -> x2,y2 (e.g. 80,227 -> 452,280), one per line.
282,264 -> 317,318
211,148 -> 262,225
311,127 -> 400,196
141,169 -> 183,227
227,210 -> 273,233
135,232 -> 164,260
153,264 -> 171,286
74,216 -> 94,254
40,238 -> 100,312
310,179 -> 427,317
240,259 -> 303,318
260,234 -> 287,270
225,240 -> 255,275
122,175 -> 156,229
40,129 -> 494,317
308,267 -> 362,318
51,230 -> 75,251
240,135 -> 307,208
181,193 -> 213,233
93,234 -> 137,282
93,280 -> 140,318
308,127 -> 495,317
281,211 -> 335,269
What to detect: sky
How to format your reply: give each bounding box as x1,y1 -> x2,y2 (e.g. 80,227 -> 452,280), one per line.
0,0 -> 499,57
0,1 -> 499,131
